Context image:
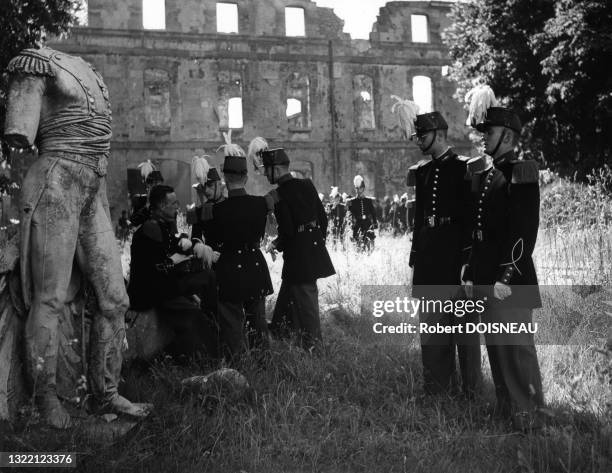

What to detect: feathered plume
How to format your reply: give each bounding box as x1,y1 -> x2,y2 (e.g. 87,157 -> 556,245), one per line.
191,155 -> 211,186
248,136 -> 268,170
391,95 -> 420,139
465,85 -> 498,127
353,175 -> 365,188
216,130 -> 245,157
137,159 -> 155,181
329,186 -> 339,199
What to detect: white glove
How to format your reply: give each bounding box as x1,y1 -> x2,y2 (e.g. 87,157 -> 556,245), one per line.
170,253 -> 191,265
494,281 -> 512,300
194,242 -> 214,267
178,238 -> 193,252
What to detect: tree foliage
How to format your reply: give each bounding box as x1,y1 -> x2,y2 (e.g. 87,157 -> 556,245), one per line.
443,0 -> 612,176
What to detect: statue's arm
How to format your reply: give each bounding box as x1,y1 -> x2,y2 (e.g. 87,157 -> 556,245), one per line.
4,74 -> 46,148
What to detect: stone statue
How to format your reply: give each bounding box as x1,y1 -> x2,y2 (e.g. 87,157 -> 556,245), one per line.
3,47 -> 152,428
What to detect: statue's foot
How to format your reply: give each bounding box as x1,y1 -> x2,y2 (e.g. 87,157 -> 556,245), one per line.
40,394 -> 72,429
103,394 -> 153,419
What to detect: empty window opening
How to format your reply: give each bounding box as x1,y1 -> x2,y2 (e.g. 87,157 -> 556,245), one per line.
353,75 -> 375,130
75,0 -> 88,26
286,73 -> 310,129
285,7 -> 305,37
228,97 -> 243,129
412,76 -> 433,113
286,98 -> 302,120
217,3 -> 238,33
143,0 -> 166,30
411,15 -> 428,43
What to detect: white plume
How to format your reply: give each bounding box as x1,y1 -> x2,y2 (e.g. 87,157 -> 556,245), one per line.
391,95 -> 420,139
353,175 -> 365,188
329,186 -> 339,199
191,155 -> 211,186
465,85 -> 498,127
248,136 -> 268,170
137,160 -> 156,180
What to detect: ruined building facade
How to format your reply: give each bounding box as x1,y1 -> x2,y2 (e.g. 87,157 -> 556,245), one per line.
50,0 -> 472,218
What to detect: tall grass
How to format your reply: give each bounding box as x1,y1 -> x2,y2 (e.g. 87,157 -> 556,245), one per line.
2,173 -> 611,473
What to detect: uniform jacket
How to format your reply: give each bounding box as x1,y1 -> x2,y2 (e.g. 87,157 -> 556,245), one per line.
271,174 -> 335,283
328,202 -> 347,237
346,196 -> 378,233
190,197 -> 226,251
463,151 -> 541,308
128,217 -> 192,310
411,149 -> 472,291
206,189 -> 273,302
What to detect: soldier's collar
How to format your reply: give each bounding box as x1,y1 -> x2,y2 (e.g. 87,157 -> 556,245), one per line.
493,150 -> 515,168
277,173 -> 293,185
228,188 -> 247,197
433,147 -> 452,162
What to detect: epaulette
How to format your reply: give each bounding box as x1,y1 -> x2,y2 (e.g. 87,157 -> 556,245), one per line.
456,155 -> 471,163
406,160 -> 429,186
510,160 -> 539,184
141,220 -> 163,243
7,48 -> 55,77
465,156 -> 487,179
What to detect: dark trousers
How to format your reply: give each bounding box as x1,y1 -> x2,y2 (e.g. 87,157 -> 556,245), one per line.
420,310 -> 482,397
484,307 -> 544,417
270,280 -> 321,350
217,298 -> 269,357
158,296 -> 219,358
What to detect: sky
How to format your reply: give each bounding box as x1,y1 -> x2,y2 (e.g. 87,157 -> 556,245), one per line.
314,0 -> 454,39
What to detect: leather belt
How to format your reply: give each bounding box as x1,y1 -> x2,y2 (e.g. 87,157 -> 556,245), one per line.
297,220 -> 318,233
425,216 -> 453,228
223,242 -> 260,252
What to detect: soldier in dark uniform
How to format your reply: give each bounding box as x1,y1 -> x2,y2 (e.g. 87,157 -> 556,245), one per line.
128,185 -> 219,358
130,162 -> 164,229
392,96 -> 481,398
188,160 -> 225,252
203,139 -> 273,358
346,175 -> 378,251
463,85 -> 544,430
248,138 -> 336,350
327,186 -> 347,245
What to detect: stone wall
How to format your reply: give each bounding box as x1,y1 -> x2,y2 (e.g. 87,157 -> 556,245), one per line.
50,0 -> 473,220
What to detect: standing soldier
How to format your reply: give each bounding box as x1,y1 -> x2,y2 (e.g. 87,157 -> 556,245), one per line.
130,161 -> 164,229
205,134 -> 273,358
463,85 -> 544,430
346,175 -> 378,251
327,186 -> 347,245
392,96 -> 481,398
188,155 -> 225,251
249,137 -> 335,350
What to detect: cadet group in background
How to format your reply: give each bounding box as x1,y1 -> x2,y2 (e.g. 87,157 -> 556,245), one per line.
118,84 -> 545,433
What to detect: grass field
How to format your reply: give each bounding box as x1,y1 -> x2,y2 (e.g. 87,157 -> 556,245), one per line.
4,232 -> 609,473
2,172 -> 612,473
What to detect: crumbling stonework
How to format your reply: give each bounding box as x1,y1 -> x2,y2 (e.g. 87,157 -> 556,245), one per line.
51,0 -> 472,219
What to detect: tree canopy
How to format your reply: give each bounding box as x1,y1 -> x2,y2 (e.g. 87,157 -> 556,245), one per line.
443,0 -> 612,176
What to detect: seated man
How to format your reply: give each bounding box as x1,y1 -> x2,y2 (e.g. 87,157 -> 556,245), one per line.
128,185 -> 219,358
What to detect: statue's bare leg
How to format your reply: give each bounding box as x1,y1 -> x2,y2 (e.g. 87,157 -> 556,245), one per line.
76,177 -> 152,418
25,159 -> 79,429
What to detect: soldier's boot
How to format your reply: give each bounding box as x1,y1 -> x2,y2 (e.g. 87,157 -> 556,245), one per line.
89,315 -> 153,419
